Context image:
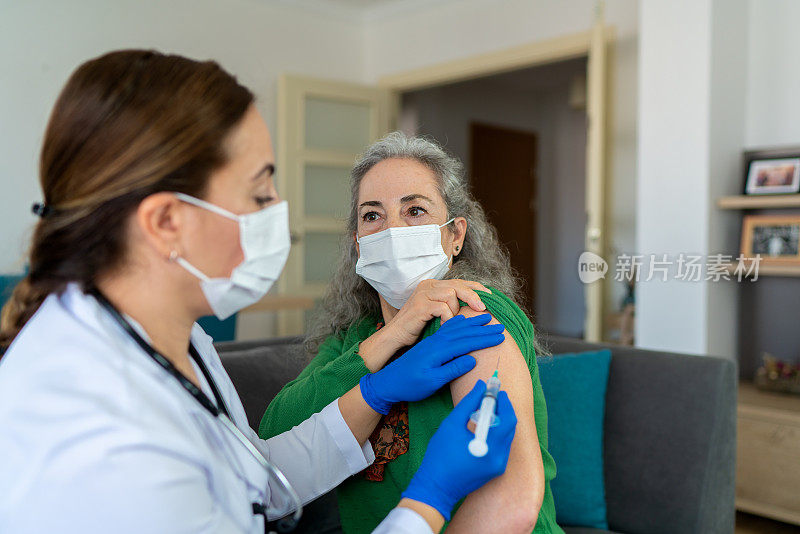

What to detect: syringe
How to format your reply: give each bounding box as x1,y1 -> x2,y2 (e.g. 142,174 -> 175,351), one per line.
468,368 -> 501,457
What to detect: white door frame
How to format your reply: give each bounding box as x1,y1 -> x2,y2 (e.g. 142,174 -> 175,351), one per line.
377,28 -> 614,342
275,74 -> 392,335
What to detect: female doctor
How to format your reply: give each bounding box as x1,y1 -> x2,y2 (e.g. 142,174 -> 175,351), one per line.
0,50 -> 517,534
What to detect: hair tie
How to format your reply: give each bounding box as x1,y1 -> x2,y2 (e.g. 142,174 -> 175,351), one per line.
31,202 -> 52,218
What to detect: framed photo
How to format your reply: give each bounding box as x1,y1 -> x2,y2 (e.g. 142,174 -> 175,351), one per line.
743,147 -> 800,195
740,215 -> 800,265
745,157 -> 800,195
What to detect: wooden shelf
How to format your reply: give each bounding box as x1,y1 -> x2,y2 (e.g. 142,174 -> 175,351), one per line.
717,195 -> 800,209
723,262 -> 800,278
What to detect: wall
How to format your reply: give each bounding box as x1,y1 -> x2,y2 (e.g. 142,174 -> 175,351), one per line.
745,0 -> 800,148
740,0 -> 800,374
0,0 -> 365,276
362,0 -> 638,79
706,0 -> 749,360
637,0 -> 710,353
402,60 -> 588,336
636,0 -> 747,357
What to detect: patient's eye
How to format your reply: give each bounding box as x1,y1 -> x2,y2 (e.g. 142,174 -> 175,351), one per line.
407,206 -> 428,217
362,211 -> 380,222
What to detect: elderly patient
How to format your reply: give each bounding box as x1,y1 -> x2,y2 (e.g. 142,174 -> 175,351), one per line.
259,133 -> 563,534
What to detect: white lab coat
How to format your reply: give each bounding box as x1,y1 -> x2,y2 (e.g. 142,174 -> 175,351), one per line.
0,284 -> 432,534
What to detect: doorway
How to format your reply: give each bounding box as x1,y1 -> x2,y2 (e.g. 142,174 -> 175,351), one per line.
470,123 -> 538,313
380,28 -> 611,341
398,58 -> 589,338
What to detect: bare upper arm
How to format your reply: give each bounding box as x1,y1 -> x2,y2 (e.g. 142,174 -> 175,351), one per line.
449,306 -> 534,418
445,305 -> 545,532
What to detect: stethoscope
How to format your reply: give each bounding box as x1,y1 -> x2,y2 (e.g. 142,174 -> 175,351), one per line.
89,287 -> 302,533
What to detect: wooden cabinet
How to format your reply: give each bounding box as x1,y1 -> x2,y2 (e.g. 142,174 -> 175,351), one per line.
737,383 -> 800,525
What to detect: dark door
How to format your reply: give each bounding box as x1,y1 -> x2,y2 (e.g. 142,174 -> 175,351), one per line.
469,122 -> 537,313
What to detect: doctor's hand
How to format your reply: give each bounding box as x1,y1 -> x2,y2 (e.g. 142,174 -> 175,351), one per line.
359,314 -> 504,415
400,380 -> 517,522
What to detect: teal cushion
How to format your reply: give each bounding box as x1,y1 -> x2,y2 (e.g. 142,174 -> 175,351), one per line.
537,349 -> 611,529
0,274 -> 26,309
197,315 -> 237,343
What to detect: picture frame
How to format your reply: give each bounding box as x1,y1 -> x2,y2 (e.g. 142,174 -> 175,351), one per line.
743,148 -> 800,195
740,215 -> 800,265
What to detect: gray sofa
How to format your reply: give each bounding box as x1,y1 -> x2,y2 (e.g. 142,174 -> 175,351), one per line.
216,335 -> 737,534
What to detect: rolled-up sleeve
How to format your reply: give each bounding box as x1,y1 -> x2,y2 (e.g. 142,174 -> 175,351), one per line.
318,398 -> 376,472
372,508 -> 434,534
258,398 -> 374,519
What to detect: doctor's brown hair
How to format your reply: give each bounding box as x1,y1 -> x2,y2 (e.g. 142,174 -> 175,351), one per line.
0,50 -> 254,350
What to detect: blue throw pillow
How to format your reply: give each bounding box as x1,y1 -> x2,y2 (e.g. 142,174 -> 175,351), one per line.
537,349 -> 612,529
197,314 -> 238,343
0,274 -> 26,309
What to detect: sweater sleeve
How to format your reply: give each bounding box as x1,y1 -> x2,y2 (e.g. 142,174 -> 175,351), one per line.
258,331 -> 371,439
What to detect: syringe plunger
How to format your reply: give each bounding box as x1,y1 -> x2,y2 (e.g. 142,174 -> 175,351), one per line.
468,371 -> 501,457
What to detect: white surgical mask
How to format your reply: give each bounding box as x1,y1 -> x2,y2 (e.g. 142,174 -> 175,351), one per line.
355,218 -> 456,309
173,193 -> 291,320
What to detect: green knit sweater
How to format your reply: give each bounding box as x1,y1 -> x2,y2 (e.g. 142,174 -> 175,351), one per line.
259,288 -> 563,534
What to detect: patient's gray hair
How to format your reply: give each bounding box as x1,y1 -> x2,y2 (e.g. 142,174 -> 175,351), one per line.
305,131 -> 546,356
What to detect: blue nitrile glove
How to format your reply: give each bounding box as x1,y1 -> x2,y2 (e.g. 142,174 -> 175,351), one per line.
359,314 -> 505,414
401,380 -> 517,520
